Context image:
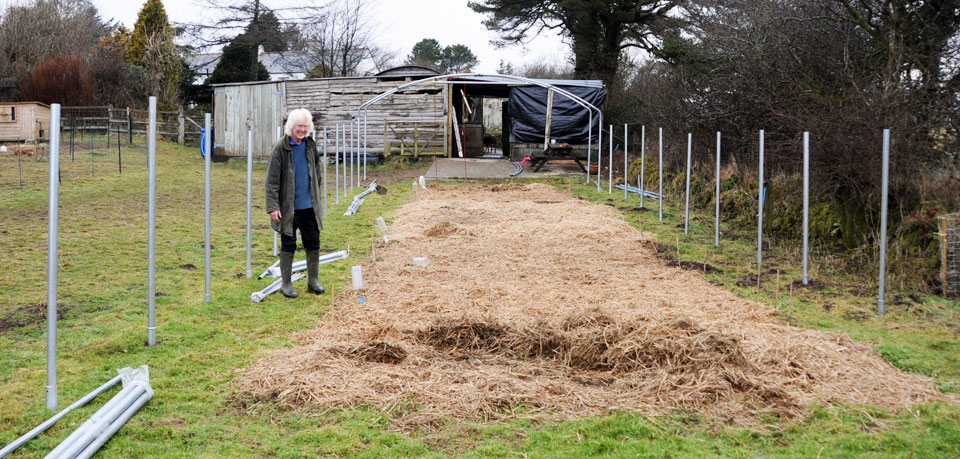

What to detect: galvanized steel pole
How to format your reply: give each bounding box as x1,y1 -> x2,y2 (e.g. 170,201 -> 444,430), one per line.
715,131 -> 721,247
658,127 -> 663,222
46,103 -> 61,411
246,129 -> 253,279
204,113 -> 212,302
350,122 -> 355,190
323,127 -> 328,216
147,98 -> 157,346
757,130 -> 765,266
335,124 -> 340,205
802,131 -> 810,285
586,112 -> 592,184
640,125 -> 645,208
608,124 -> 613,194
597,126 -> 603,191
684,133 -> 692,235
878,129 -> 890,315
623,124 -> 628,200
363,114 -> 368,180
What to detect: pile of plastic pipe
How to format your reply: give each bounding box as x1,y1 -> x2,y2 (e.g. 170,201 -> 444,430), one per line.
344,180 -> 379,216
251,273 -> 305,303
45,366 -> 153,459
258,250 -> 348,279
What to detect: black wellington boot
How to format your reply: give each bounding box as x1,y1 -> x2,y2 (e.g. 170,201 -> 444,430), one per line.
306,249 -> 325,294
279,252 -> 298,298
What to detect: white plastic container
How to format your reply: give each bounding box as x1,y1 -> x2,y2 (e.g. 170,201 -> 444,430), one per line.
419,175 -> 427,189
412,257 -> 429,266
412,179 -> 418,192
375,216 -> 388,233
351,265 -> 363,290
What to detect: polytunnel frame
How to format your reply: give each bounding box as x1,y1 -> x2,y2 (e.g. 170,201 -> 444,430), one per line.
355,73 -> 604,183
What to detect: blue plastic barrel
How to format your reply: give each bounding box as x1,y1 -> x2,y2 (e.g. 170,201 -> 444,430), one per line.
200,128 -> 206,158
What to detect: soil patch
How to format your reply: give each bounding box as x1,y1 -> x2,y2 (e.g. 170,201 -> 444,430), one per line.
238,183 -> 952,430
0,303 -> 67,333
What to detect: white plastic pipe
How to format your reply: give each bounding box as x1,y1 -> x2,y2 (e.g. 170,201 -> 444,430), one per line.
45,366 -> 152,459
261,250 -> 348,278
0,376 -> 121,458
251,273 -> 305,303
344,180 -> 379,216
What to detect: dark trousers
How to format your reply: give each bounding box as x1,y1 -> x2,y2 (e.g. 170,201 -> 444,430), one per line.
280,208 -> 320,254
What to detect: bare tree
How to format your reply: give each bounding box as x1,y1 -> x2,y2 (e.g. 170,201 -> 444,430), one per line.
295,0 -> 380,77
0,0 -> 110,92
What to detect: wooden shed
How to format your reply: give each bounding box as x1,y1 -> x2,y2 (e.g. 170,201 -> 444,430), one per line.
0,102 -> 50,142
211,67 -> 605,162
211,66 -> 446,161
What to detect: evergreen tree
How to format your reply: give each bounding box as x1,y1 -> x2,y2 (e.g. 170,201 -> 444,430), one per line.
206,38 -> 270,84
126,0 -> 173,67
406,38 -> 443,70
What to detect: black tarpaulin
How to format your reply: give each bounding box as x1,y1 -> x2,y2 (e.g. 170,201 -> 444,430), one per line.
508,85 -> 605,144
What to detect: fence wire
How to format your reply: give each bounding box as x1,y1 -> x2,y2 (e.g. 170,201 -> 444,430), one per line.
941,213 -> 960,299
0,106 -> 202,193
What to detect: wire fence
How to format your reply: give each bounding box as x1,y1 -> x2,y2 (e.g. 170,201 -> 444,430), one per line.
940,213 -> 960,299
0,106 -> 204,192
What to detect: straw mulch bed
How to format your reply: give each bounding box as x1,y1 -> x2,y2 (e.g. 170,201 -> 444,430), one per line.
238,183 -> 952,429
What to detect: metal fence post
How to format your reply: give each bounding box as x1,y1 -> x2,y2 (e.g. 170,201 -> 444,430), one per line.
204,113 -> 212,302
758,129 -> 765,266
147,97 -> 157,346
640,125 -> 645,208
715,131 -> 721,247
46,104 -> 62,411
878,129 -> 890,315
658,127 -> 663,222
802,131 -> 810,285
246,129 -> 253,279
684,133 -> 692,235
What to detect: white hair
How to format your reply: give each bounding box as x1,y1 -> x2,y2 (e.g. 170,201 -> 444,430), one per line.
283,108 -> 315,137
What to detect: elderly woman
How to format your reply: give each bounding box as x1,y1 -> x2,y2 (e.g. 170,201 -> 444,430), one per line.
265,108 -> 325,298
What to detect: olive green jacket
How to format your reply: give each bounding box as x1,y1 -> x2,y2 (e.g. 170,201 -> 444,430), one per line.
264,135 -> 324,236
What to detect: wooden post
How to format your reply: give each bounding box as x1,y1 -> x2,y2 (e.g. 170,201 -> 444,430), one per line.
414,122 -> 419,159
178,107 -> 185,145
127,107 -> 133,145
445,86 -> 452,158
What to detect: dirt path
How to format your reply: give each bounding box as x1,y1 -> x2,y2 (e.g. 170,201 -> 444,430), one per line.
239,183 -> 950,429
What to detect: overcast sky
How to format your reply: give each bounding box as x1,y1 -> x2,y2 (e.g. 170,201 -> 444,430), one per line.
85,0 -> 572,73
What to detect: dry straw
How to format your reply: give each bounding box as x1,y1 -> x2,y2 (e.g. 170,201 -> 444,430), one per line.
238,183 -> 952,429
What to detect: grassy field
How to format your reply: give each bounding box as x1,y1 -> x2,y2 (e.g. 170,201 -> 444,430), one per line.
0,142 -> 958,457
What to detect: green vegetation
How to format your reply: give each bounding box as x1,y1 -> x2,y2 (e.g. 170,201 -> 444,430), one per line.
0,146 -> 957,457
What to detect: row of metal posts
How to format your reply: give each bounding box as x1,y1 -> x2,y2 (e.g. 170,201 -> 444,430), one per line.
41,111 -> 894,414
586,124 -> 892,316
46,106 -> 379,410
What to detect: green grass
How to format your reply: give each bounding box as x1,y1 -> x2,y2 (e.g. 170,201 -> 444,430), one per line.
0,149 -> 958,457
